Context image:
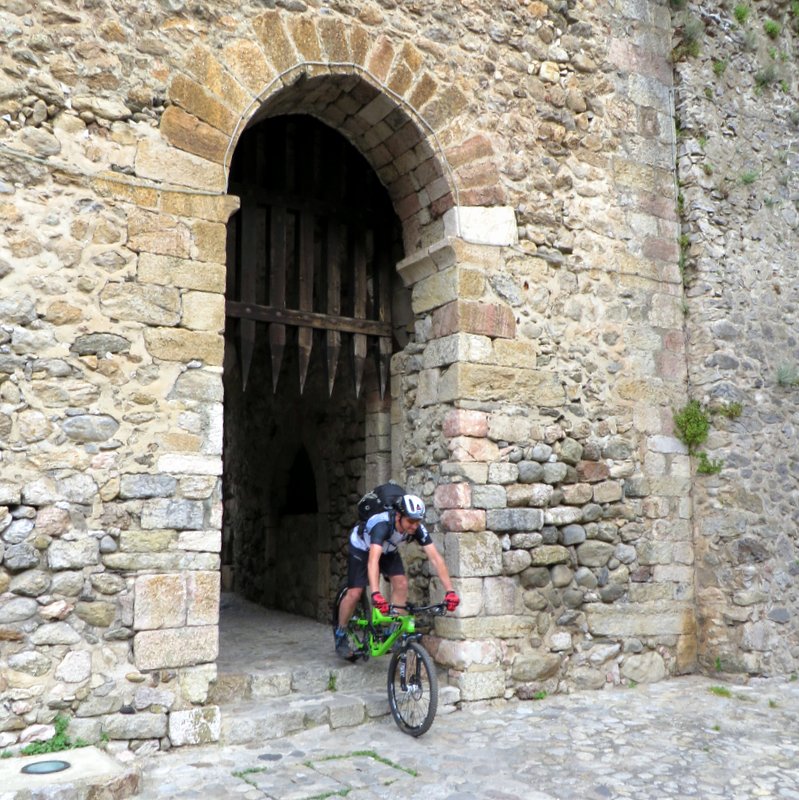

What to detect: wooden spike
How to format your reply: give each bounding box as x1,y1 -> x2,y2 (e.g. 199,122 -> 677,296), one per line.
375,225 -> 392,401
269,207 -> 287,393
298,211 -> 315,394
378,336 -> 392,400
353,229 -> 367,397
327,222 -> 343,396
240,319 -> 256,392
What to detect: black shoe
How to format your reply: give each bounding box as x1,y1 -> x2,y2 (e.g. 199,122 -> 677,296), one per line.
334,628 -> 353,659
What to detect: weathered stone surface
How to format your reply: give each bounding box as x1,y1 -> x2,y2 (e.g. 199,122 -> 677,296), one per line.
168,706 -> 221,746
445,532 -> 502,577
99,282 -> 181,326
512,652 -> 561,681
134,625 -> 218,670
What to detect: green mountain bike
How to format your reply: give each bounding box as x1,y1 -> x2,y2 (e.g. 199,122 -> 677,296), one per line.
332,587 -> 447,737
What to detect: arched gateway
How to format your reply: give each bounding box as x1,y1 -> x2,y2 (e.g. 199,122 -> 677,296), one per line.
3,3 -> 708,754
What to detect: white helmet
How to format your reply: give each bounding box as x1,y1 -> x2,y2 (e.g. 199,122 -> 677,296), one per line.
396,494 -> 425,520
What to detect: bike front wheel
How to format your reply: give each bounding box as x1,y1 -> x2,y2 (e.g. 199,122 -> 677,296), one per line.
387,641 -> 438,736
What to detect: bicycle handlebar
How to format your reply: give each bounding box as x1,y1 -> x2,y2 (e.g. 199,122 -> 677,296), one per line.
388,602 -> 448,617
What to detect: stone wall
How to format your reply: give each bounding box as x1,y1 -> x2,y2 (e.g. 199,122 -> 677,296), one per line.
674,0 -> 799,675
1,0 -> 795,754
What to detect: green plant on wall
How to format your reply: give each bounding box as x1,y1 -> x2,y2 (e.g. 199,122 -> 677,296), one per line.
734,4 -> 750,24
20,715 -> 89,756
673,400 -> 711,453
673,400 -> 741,477
697,452 -> 724,475
763,19 -> 781,39
777,364 -> 799,387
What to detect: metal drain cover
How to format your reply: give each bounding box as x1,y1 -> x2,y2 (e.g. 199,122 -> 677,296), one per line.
21,759 -> 71,775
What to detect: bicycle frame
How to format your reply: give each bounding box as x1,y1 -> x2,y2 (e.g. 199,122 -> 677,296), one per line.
348,603 -> 444,660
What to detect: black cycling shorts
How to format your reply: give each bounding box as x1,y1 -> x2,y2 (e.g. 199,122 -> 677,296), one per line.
347,546 -> 405,588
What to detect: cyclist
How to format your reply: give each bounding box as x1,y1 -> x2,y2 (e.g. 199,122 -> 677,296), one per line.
334,493 -> 460,659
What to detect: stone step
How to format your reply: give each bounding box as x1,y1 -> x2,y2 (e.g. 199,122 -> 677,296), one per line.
219,691 -> 390,744
215,658 -> 460,745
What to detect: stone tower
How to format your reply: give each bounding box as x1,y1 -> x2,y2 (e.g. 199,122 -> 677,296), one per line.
1,0 -> 797,750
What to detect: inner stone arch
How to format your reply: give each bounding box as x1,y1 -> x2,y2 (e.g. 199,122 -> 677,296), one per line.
238,68 -> 457,253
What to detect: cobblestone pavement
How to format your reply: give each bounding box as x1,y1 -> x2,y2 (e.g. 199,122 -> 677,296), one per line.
134,674 -> 799,799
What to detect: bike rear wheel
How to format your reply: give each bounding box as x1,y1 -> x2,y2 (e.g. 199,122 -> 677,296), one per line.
387,640 -> 438,736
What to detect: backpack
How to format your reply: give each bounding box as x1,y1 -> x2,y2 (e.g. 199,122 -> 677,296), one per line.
357,482 -> 405,522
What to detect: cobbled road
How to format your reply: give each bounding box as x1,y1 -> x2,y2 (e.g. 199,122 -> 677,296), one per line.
133,675 -> 799,799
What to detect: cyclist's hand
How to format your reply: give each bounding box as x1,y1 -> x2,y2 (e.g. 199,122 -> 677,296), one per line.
445,591 -> 460,612
371,591 -> 389,614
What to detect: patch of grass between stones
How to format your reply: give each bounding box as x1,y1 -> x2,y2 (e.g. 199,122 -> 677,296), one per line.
709,685 -> 732,698
233,766 -> 270,787
311,750 -> 418,777
20,714 -> 89,756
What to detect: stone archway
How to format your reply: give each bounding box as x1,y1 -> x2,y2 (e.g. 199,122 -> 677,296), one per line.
221,108 -> 410,622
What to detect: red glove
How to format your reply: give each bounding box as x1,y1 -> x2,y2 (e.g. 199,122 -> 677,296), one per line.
445,591 -> 460,612
371,591 -> 389,614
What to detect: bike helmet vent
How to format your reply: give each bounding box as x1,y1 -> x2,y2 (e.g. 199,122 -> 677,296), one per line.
396,494 -> 425,520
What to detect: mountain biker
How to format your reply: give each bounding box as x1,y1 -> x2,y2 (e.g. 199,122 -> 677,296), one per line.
334,493 -> 460,659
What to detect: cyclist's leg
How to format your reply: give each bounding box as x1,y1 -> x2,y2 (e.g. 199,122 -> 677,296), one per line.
338,546 -> 368,627
380,551 -> 408,607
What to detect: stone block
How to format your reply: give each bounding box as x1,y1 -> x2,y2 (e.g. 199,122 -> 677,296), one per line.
169,706 -> 221,746
585,602 -> 694,637
135,139 -> 225,193
488,463 -> 518,484
440,462 -> 488,483
620,651 -> 666,684
134,625 -> 218,670
434,482 -> 472,509
443,206 -> 518,246
430,300 -> 515,340
422,333 -> 492,369
437,615 -> 535,640
576,541 -> 615,567
144,327 -> 224,365
438,362 -> 565,405
442,409 -> 488,438
488,414 -> 534,445
471,484 -> 506,509
103,712 -> 168,740
486,508 -> 544,532
511,652 -> 561,681
168,74 -> 237,134
577,461 -> 611,483
181,290 -> 225,332
138,253 -> 226,292
528,545 -> 570,566
158,454 -> 223,476
135,574 -> 187,629
446,531 -> 502,577
455,668 -> 506,701
501,549 -> 531,576
191,219 -> 227,264
141,499 -> 205,530
187,571 -> 220,625
47,538 -> 99,570
593,480 -> 623,503
160,105 -> 229,163
178,530 -> 222,552
433,637 -> 503,670
412,265 -> 485,313
493,339 -> 537,368
99,282 -> 181,326
440,509 -> 485,532
447,435 -> 500,462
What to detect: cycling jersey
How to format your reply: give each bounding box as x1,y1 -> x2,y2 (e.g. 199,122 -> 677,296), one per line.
349,510 -> 433,553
